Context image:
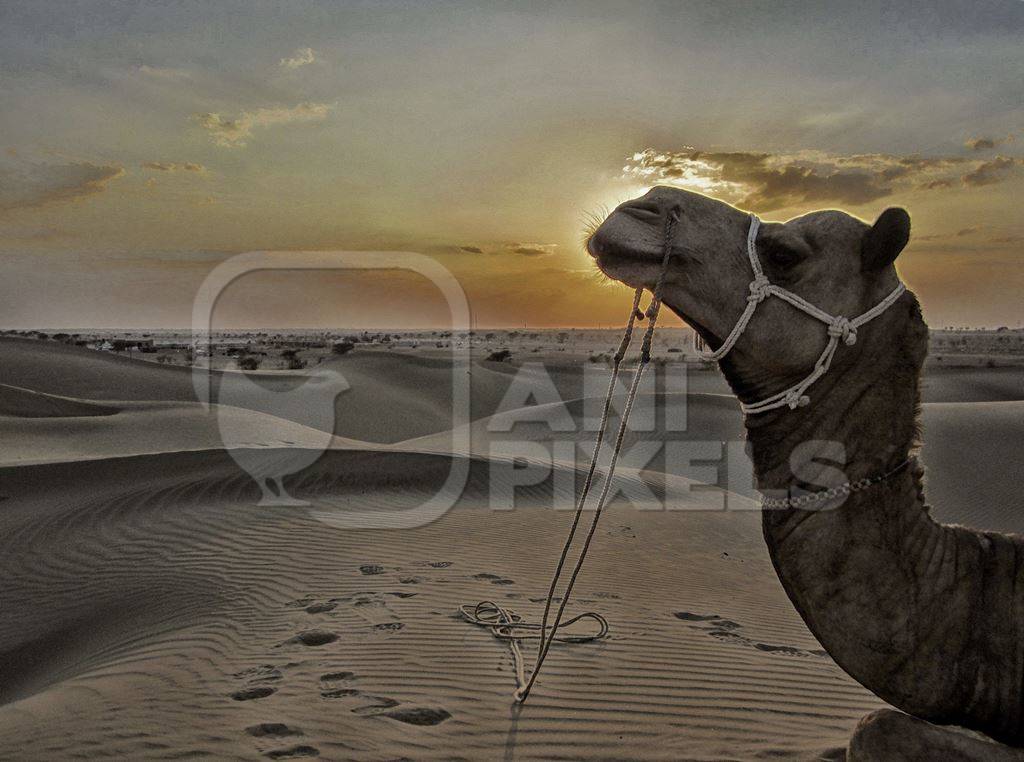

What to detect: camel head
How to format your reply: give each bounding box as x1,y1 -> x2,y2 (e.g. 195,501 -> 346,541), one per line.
587,186 -> 911,400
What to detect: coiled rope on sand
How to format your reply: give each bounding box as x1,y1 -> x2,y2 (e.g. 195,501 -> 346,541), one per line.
461,207 -> 681,703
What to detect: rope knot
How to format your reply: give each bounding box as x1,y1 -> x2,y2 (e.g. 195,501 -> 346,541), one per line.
785,391 -> 810,409
747,275 -> 770,304
827,317 -> 857,345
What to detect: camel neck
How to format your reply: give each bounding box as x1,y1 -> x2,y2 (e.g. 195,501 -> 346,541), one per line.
740,292 -> 925,494
737,293 -> 952,717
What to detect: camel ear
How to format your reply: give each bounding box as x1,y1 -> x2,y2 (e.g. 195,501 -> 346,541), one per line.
861,207 -> 910,271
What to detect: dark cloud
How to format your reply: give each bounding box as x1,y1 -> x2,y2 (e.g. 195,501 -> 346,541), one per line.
458,245 -> 483,254
512,246 -> 546,256
965,135 -> 1014,152
962,156 -> 1019,187
141,161 -> 206,173
624,147 -> 1023,211
740,165 -> 890,210
0,161 -> 124,212
966,137 -> 997,151
954,227 -> 979,237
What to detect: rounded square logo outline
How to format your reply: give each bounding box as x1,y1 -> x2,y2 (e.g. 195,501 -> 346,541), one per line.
191,250 -> 471,528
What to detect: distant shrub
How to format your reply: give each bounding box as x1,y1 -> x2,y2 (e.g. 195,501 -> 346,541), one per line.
589,353 -> 610,364
332,341 -> 355,356
238,355 -> 261,370
486,349 -> 512,363
286,357 -> 307,370
281,348 -> 298,359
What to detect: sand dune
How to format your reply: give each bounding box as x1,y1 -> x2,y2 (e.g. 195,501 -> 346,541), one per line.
0,450 -> 870,761
920,400 -> 1024,534
0,341 -> 1021,759
0,382 -> 120,418
0,399 -> 370,468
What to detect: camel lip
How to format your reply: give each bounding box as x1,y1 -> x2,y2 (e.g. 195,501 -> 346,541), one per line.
586,229 -> 661,265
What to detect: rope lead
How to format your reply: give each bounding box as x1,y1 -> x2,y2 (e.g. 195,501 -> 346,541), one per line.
462,207 -> 680,703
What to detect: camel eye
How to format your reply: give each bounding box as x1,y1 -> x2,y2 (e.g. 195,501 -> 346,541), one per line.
763,241 -> 804,269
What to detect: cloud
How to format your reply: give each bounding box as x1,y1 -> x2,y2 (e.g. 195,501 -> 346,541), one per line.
280,47 -> 316,70
192,102 -> 331,147
458,245 -> 484,254
962,156 -> 1019,187
0,160 -> 124,212
954,226 -> 979,237
918,178 -> 953,190
990,235 -> 1024,244
966,137 -> 996,151
623,147 -> 1023,211
141,161 -> 206,173
965,135 -> 1013,151
509,243 -> 557,257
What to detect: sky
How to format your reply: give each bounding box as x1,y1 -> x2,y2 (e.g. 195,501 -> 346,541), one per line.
0,0 -> 1021,328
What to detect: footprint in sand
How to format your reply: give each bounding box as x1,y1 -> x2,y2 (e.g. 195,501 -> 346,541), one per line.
232,686 -> 276,701
359,564 -> 386,575
234,664 -> 285,682
265,745 -> 320,759
673,612 -> 724,622
317,673 -> 448,724
280,630 -> 339,647
246,723 -> 304,738
382,707 -> 452,726
673,612 -> 824,658
474,572 -> 515,585
303,602 -> 336,614
287,595 -> 337,615
318,676 -> 398,713
319,671 -> 354,683
303,592 -> 410,635
245,723 -> 317,759
427,561 -> 453,568
231,664 -> 285,701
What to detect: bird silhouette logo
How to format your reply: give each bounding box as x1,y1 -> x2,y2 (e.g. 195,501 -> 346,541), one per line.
213,365 -> 350,505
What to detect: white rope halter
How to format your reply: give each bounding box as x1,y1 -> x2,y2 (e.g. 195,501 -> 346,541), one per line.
694,214 -> 907,415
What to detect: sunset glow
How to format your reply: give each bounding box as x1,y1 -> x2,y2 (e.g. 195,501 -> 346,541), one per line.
1,2 -> 1021,328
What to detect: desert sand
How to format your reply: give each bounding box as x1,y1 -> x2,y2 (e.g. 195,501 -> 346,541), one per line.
0,334 -> 1021,760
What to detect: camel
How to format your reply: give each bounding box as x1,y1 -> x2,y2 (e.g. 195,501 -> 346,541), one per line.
587,186 -> 1024,760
